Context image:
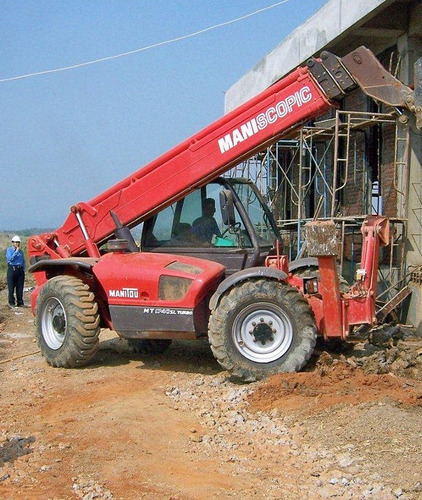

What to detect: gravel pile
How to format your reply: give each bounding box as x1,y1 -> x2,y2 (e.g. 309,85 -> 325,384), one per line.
165,372 -> 422,499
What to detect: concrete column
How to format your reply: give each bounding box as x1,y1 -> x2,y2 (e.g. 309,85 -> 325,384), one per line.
397,27 -> 422,334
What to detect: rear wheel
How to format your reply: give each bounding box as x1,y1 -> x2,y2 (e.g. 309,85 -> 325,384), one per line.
128,339 -> 172,355
209,279 -> 317,382
35,276 -> 100,367
290,262 -> 349,292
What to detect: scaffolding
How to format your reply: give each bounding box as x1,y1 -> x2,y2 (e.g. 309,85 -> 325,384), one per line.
225,109 -> 411,315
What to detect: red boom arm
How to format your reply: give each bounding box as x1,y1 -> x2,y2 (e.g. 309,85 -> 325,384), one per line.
28,66 -> 333,260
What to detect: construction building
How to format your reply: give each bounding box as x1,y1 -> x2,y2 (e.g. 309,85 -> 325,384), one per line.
224,0 -> 422,334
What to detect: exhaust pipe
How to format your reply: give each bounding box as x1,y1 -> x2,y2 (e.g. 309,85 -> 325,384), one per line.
110,210 -> 139,253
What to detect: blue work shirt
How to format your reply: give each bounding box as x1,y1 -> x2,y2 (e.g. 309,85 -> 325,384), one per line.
192,216 -> 221,243
6,246 -> 25,269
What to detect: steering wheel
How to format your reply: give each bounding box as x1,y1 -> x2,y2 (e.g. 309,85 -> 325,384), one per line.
221,222 -> 241,237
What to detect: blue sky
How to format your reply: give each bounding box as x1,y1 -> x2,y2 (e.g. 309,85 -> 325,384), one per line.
1,0 -> 327,230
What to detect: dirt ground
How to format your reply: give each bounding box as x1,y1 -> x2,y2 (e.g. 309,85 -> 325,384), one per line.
1,287 -> 422,500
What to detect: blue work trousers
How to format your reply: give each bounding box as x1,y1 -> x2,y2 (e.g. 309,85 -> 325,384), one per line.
7,265 -> 25,306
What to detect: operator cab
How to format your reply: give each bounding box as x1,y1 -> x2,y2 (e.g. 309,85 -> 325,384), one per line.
139,177 -> 281,275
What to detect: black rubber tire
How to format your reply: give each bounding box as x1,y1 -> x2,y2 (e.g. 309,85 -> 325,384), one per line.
35,276 -> 100,367
128,339 -> 172,355
209,279 -> 317,382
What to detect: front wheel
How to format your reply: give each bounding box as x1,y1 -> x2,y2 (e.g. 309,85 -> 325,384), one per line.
35,276 -> 100,367
208,279 -> 317,381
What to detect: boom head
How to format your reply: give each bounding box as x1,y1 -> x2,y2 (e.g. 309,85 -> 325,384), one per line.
309,46 -> 422,129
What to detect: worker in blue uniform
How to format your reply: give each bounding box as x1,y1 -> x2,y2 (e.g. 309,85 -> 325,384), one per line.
192,198 -> 222,243
6,235 -> 26,307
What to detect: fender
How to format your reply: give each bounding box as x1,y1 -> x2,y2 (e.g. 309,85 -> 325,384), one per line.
28,257 -> 98,274
209,266 -> 287,310
28,257 -> 99,313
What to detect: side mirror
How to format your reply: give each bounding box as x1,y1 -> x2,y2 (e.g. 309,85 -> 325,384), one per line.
219,189 -> 236,226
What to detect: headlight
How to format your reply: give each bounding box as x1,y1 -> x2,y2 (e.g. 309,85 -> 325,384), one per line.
159,276 -> 193,301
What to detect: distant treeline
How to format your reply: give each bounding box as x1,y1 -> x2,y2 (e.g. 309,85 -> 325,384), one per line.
1,228 -> 54,237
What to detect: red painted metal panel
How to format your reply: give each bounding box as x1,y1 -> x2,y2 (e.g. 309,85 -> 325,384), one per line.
316,256 -> 343,338
93,251 -> 224,305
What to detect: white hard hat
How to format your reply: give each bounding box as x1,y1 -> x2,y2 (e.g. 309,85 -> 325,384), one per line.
11,235 -> 21,243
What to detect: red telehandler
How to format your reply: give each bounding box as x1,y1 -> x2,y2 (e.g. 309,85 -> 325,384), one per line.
28,47 -> 422,381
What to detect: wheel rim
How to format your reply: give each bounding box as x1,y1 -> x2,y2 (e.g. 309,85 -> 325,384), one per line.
41,297 -> 67,350
232,302 -> 294,363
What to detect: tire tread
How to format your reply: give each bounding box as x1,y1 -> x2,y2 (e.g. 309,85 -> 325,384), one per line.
35,276 -> 100,368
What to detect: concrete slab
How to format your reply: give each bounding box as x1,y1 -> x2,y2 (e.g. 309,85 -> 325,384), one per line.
225,0 -> 392,112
